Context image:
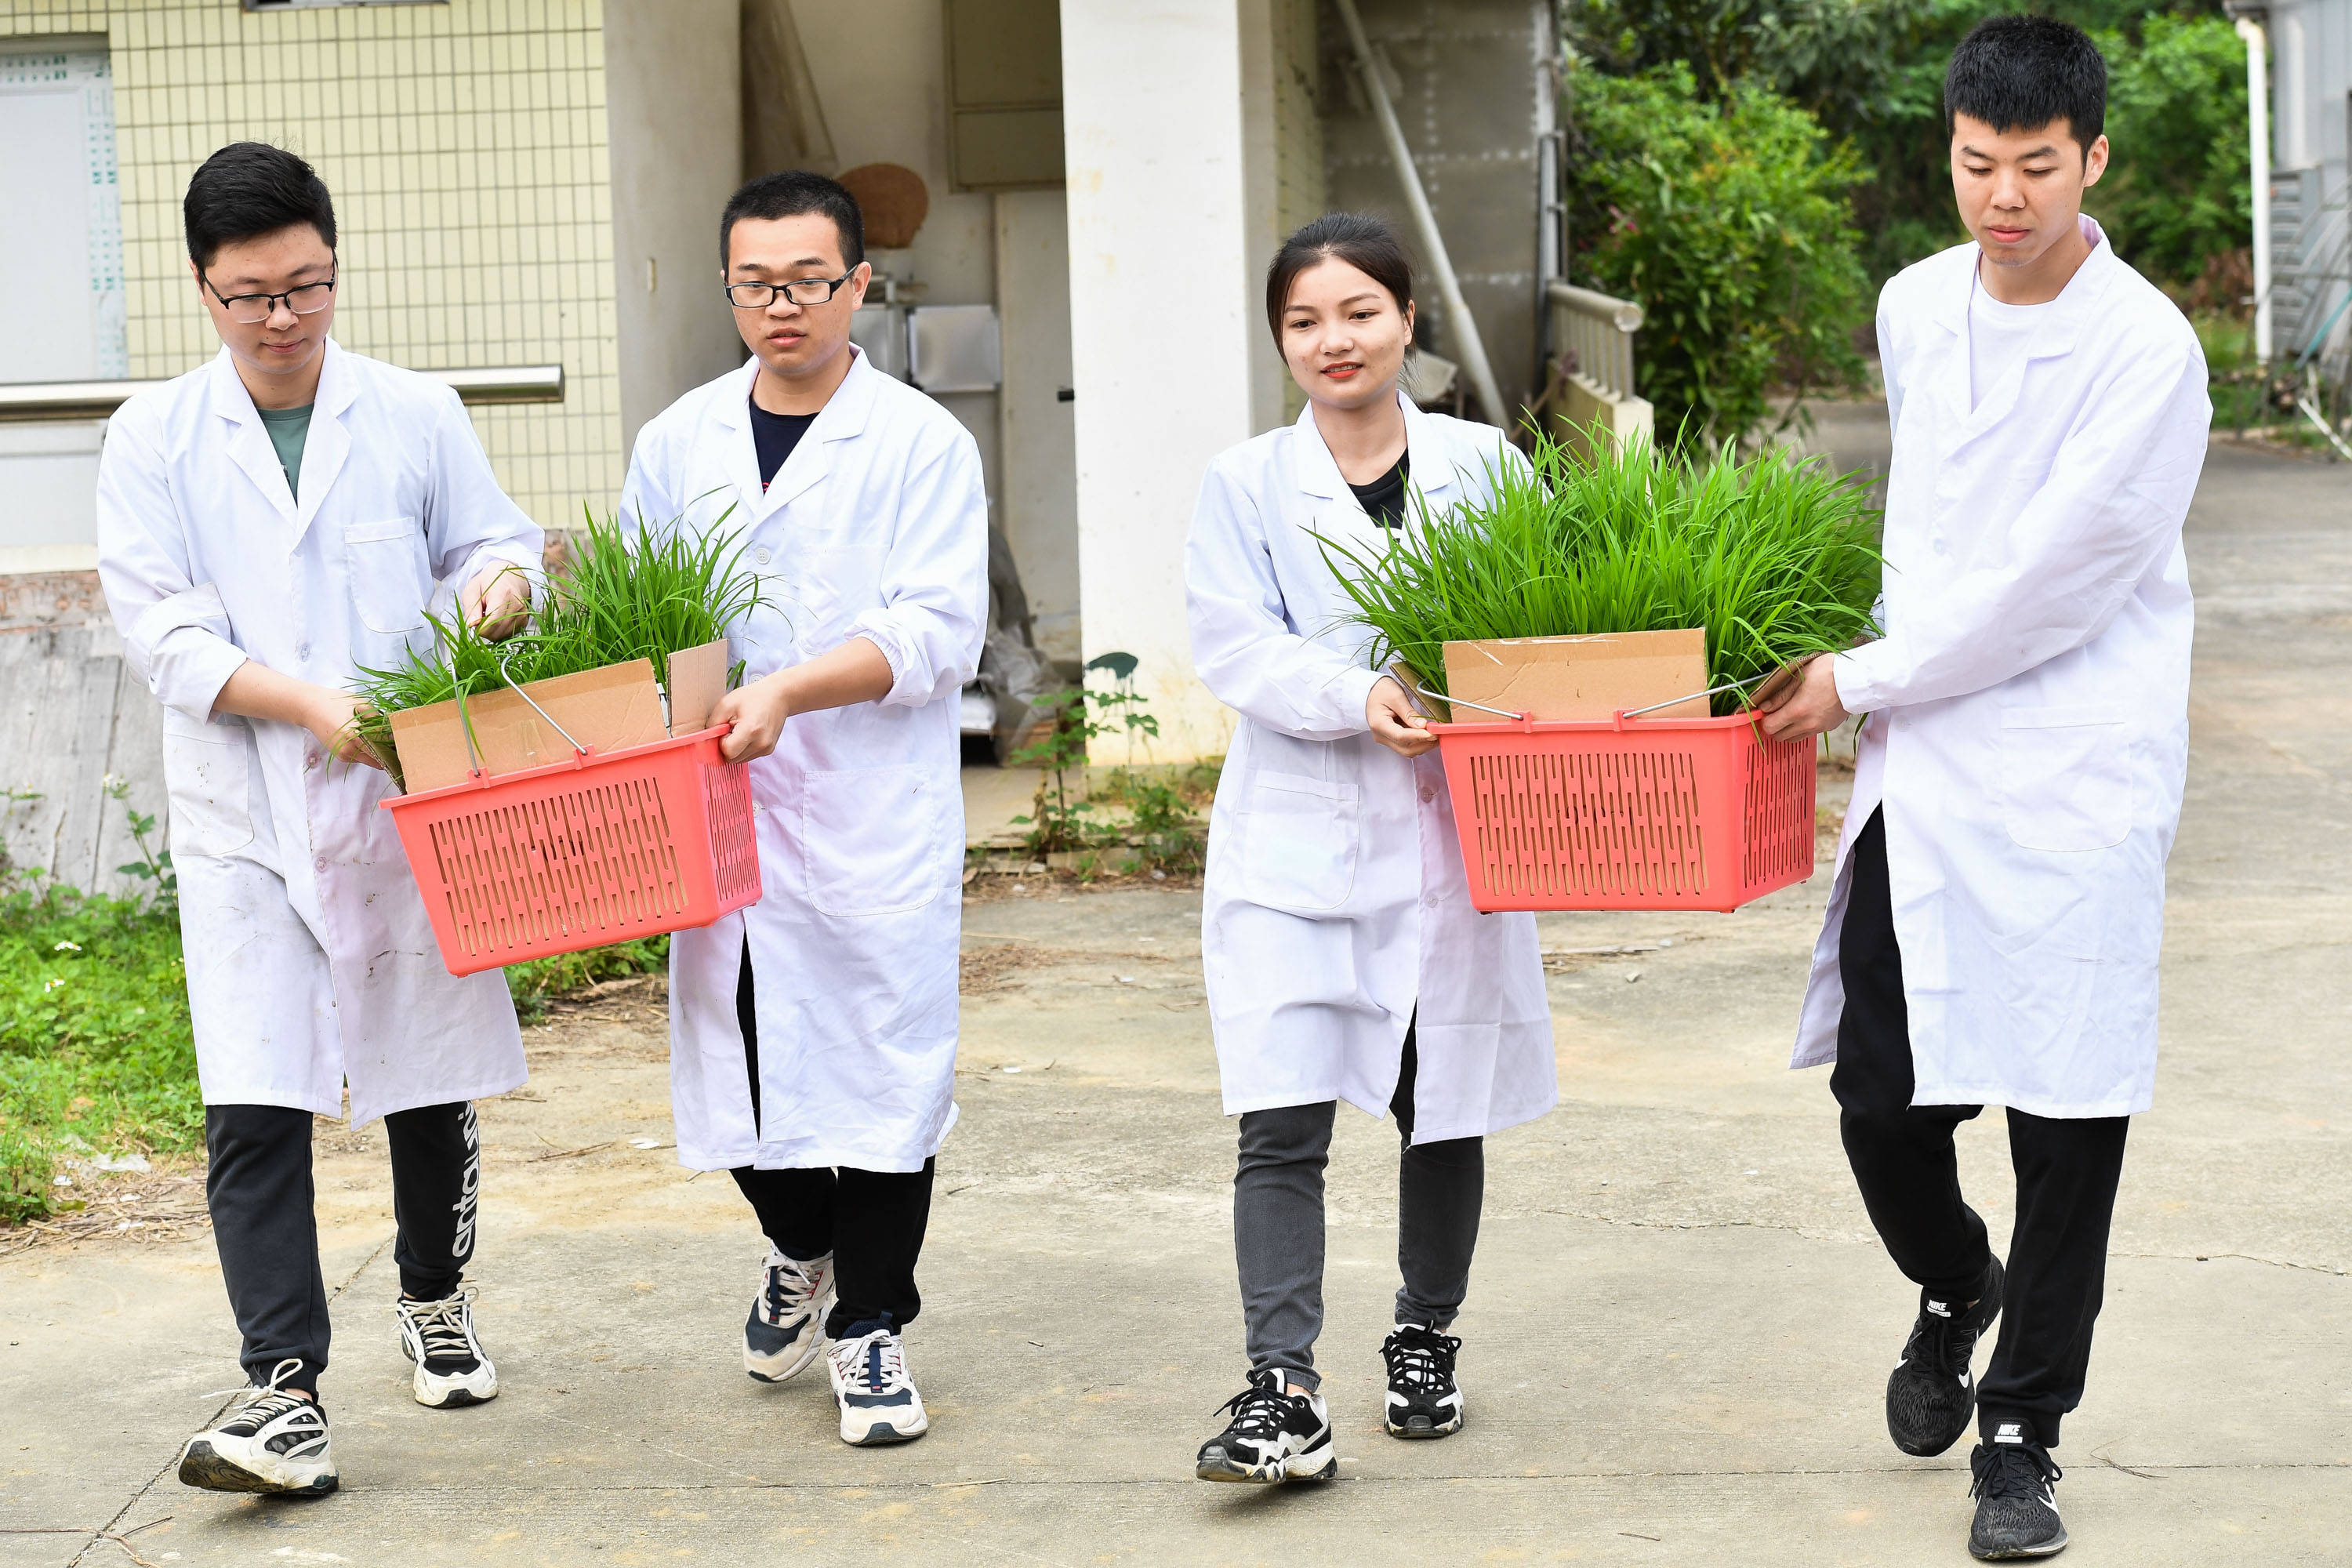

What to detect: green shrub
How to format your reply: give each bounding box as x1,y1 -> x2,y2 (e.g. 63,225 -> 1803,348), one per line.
2089,14 -> 2252,295
1322,428 -> 1880,713
1568,63 -> 1873,447
0,887 -> 202,1223
504,936 -> 671,1026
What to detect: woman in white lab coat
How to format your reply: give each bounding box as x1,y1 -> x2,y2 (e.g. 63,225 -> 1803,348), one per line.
618,172 -> 988,1450
1757,20 -> 2210,1558
95,146 -> 537,1496
1185,213 -> 1555,1486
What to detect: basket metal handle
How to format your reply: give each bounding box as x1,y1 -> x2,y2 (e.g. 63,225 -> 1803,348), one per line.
1615,670 -> 1773,723
1406,681 -> 1527,721
495,644 -> 589,759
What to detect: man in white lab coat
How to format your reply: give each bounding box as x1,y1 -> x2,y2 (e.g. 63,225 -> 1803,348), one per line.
96,144 -> 539,1497
1761,20 -> 2209,1561
618,172 -> 987,1448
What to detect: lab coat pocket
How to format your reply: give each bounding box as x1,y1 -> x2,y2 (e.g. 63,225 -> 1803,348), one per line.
801,764 -> 948,916
343,517 -> 431,636
1237,771 -> 1361,913
793,546 -> 884,647
160,708 -> 253,858
1999,706 -> 2132,853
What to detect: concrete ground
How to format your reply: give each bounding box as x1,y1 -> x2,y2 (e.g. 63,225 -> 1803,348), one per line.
4,411 -> 2347,1566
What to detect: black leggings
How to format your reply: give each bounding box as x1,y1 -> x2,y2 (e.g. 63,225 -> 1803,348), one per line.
1835,808 -> 2130,1446
205,1098 -> 480,1392
728,942 -> 935,1338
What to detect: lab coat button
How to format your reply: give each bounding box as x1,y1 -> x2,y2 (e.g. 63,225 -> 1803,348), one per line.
754,546 -> 772,566
296,641 -> 310,660
1418,786 -> 1436,804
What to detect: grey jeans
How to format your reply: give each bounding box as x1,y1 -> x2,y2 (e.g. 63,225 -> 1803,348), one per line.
1233,1028 -> 1484,1391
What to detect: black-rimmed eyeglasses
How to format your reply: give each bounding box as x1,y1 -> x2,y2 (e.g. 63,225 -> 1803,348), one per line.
204,267 -> 337,325
724,270 -> 858,308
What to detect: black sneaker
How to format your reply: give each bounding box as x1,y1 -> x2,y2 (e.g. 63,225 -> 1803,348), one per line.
1195,1369 -> 1335,1483
178,1359 -> 338,1496
1969,1421 -> 2066,1559
1887,1255 -> 2005,1456
1381,1323 -> 1465,1438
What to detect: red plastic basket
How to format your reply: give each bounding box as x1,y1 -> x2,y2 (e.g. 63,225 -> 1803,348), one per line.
380,724 -> 762,976
1430,709 -> 1815,913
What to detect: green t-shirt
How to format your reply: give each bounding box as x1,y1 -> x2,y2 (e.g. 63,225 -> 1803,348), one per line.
256,402 -> 314,499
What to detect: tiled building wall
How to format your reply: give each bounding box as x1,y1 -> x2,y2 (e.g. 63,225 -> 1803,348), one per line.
5,0 -> 621,531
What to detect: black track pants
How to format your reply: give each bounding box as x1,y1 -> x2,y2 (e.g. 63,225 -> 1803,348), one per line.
205,1098 -> 481,1392
1833,808 -> 2131,1447
728,942 -> 935,1338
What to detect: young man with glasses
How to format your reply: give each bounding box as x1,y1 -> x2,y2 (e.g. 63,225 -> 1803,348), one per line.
95,142 -> 540,1495
618,170 -> 987,1446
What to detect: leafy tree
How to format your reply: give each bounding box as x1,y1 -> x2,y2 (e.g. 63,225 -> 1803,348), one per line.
1563,0 -> 2254,292
2089,14 -> 2252,295
1567,63 -> 1872,446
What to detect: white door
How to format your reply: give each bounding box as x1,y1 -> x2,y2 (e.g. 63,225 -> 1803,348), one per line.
0,37 -> 125,569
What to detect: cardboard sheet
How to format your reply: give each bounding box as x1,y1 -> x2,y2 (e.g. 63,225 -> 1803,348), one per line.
390,659 -> 669,793
664,637 -> 731,736
1441,630 -> 1711,721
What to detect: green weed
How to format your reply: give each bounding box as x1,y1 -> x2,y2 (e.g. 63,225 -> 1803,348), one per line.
1321,429 -> 1881,714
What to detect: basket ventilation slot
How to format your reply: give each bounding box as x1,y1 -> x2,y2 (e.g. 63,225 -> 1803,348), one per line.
426,775 -> 686,958
1464,749 -> 1708,901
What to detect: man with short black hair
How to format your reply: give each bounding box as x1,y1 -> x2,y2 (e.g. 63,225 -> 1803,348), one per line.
619,169 -> 987,1447
1761,16 -> 2210,1561
96,142 -> 539,1495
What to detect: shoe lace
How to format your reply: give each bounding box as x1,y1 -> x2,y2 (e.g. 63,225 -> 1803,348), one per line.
1213,1377 -> 1293,1439
1901,1311 -> 1972,1377
1970,1442 -> 2061,1501
401,1286 -> 479,1362
763,1254 -> 825,1321
1383,1324 -> 1461,1394
203,1357 -> 314,1429
833,1330 -> 909,1396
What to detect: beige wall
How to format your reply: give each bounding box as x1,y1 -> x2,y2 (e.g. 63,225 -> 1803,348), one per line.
602,0 -> 743,463
6,0 -> 623,533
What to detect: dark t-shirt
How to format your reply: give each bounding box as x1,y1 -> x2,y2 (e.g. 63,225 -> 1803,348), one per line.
1348,451 -> 1411,528
750,399 -> 819,490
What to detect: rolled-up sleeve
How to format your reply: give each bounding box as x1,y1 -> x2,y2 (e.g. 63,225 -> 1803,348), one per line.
426,390 -> 542,592
95,411 -> 250,723
1185,458 -> 1383,742
846,426 -> 989,708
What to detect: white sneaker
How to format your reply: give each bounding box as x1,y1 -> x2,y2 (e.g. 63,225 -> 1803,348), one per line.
745,1247 -> 835,1383
178,1359 -> 338,1496
396,1286 -> 499,1408
826,1326 -> 929,1446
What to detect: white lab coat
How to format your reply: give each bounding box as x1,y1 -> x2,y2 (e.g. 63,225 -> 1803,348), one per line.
95,342 -> 537,1125
619,350 -> 988,1173
1186,397 -> 1557,1143
1792,220 -> 2210,1117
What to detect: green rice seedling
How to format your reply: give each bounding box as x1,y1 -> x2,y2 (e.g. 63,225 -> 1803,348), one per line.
347,506 -> 765,789
1320,429 -> 1880,716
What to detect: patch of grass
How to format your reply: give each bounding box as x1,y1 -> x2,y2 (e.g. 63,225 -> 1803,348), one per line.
1322,429 -> 1882,714
0,887 -> 201,1225
504,936 -> 670,1026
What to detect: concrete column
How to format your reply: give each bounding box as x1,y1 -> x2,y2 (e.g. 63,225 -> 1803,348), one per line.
1062,0 -> 1264,763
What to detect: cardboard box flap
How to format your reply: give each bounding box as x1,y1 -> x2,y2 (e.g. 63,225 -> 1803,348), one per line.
390,659 -> 669,793
665,637 -> 731,736
1441,630 -> 1711,722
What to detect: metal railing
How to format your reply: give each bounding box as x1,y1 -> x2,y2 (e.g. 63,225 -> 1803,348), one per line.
1548,282 -> 1642,401
0,364 -> 564,423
